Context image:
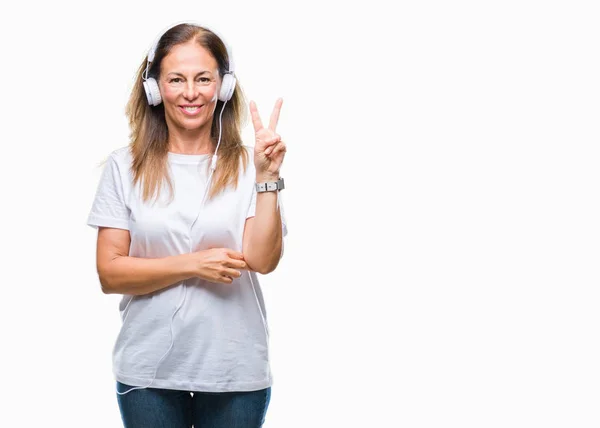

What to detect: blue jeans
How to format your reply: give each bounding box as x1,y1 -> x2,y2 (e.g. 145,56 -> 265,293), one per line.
116,381 -> 271,428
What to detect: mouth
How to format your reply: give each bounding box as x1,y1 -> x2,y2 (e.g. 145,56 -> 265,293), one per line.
179,105 -> 203,116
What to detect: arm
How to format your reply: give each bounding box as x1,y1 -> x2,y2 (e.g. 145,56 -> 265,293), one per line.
244,98 -> 288,274
96,227 -> 194,295
243,173 -> 283,275
89,153 -> 246,294
96,228 -> 249,295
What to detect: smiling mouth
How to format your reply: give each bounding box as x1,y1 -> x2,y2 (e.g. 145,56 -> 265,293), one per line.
179,105 -> 203,115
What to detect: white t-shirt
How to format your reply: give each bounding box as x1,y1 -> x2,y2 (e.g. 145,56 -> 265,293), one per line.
87,145 -> 287,392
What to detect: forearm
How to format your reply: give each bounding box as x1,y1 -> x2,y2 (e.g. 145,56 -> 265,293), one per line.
245,174 -> 284,274
99,253 -> 194,296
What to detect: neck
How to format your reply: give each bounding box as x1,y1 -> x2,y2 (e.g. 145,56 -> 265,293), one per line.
167,125 -> 215,155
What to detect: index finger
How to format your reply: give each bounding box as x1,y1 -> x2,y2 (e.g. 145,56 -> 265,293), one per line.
268,98 -> 283,131
249,101 -> 263,132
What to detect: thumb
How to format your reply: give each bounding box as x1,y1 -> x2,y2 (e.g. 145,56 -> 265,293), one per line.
228,250 -> 245,260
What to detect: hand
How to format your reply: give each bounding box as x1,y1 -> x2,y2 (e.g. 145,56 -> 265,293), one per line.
249,98 -> 287,178
188,248 -> 248,284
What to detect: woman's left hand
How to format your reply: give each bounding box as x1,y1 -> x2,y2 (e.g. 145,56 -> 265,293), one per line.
250,98 -> 287,178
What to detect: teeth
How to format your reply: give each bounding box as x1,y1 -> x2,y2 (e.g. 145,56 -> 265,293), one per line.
183,106 -> 200,112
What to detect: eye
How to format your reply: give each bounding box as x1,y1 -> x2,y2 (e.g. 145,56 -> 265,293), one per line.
197,77 -> 211,83
168,77 -> 183,83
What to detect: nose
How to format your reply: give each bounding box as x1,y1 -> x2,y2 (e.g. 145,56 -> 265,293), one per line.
183,80 -> 198,101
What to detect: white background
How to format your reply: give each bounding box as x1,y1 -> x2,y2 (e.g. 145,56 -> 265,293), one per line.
0,0 -> 598,427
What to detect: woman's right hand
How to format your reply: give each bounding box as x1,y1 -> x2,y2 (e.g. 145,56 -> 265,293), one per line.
187,248 -> 248,284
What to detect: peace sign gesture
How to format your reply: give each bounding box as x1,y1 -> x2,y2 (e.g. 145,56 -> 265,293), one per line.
249,98 -> 287,179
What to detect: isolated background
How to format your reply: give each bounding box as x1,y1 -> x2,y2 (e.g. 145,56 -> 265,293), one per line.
0,0 -> 598,427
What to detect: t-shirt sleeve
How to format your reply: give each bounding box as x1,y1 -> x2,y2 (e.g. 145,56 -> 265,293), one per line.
246,187 -> 288,237
87,155 -> 130,230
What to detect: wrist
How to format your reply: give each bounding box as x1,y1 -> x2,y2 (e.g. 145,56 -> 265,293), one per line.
256,172 -> 280,182
176,253 -> 196,278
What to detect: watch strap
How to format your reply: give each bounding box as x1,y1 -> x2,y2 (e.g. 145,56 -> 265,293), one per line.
256,177 -> 285,192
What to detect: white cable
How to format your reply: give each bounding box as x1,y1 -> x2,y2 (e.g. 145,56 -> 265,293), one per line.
117,100 -> 226,396
247,189 -> 287,368
117,97 -> 275,395
246,192 -> 284,341
248,271 -> 270,339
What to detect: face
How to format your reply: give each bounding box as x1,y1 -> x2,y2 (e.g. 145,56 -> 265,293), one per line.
159,41 -> 221,132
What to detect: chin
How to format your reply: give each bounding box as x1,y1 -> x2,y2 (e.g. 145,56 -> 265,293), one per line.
171,115 -> 205,130
182,120 -> 207,131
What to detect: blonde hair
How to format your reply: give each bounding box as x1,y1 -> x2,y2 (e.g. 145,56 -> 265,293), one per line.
125,23 -> 249,203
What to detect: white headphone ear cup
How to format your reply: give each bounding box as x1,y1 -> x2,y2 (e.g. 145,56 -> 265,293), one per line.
143,78 -> 162,106
219,73 -> 236,102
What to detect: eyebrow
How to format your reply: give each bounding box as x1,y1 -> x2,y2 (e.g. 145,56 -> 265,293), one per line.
166,71 -> 213,77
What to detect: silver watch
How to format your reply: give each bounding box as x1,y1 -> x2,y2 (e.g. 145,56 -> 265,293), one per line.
256,177 -> 285,193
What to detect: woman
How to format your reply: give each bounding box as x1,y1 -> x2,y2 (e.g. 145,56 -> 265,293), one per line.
87,22 -> 287,427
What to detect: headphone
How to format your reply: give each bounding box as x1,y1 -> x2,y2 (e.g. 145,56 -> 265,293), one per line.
142,22 -> 237,106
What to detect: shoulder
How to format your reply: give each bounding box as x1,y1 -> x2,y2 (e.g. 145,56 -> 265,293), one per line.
99,146 -> 134,189
241,144 -> 256,174
242,144 -> 254,159
107,145 -> 133,166
102,146 -> 134,179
